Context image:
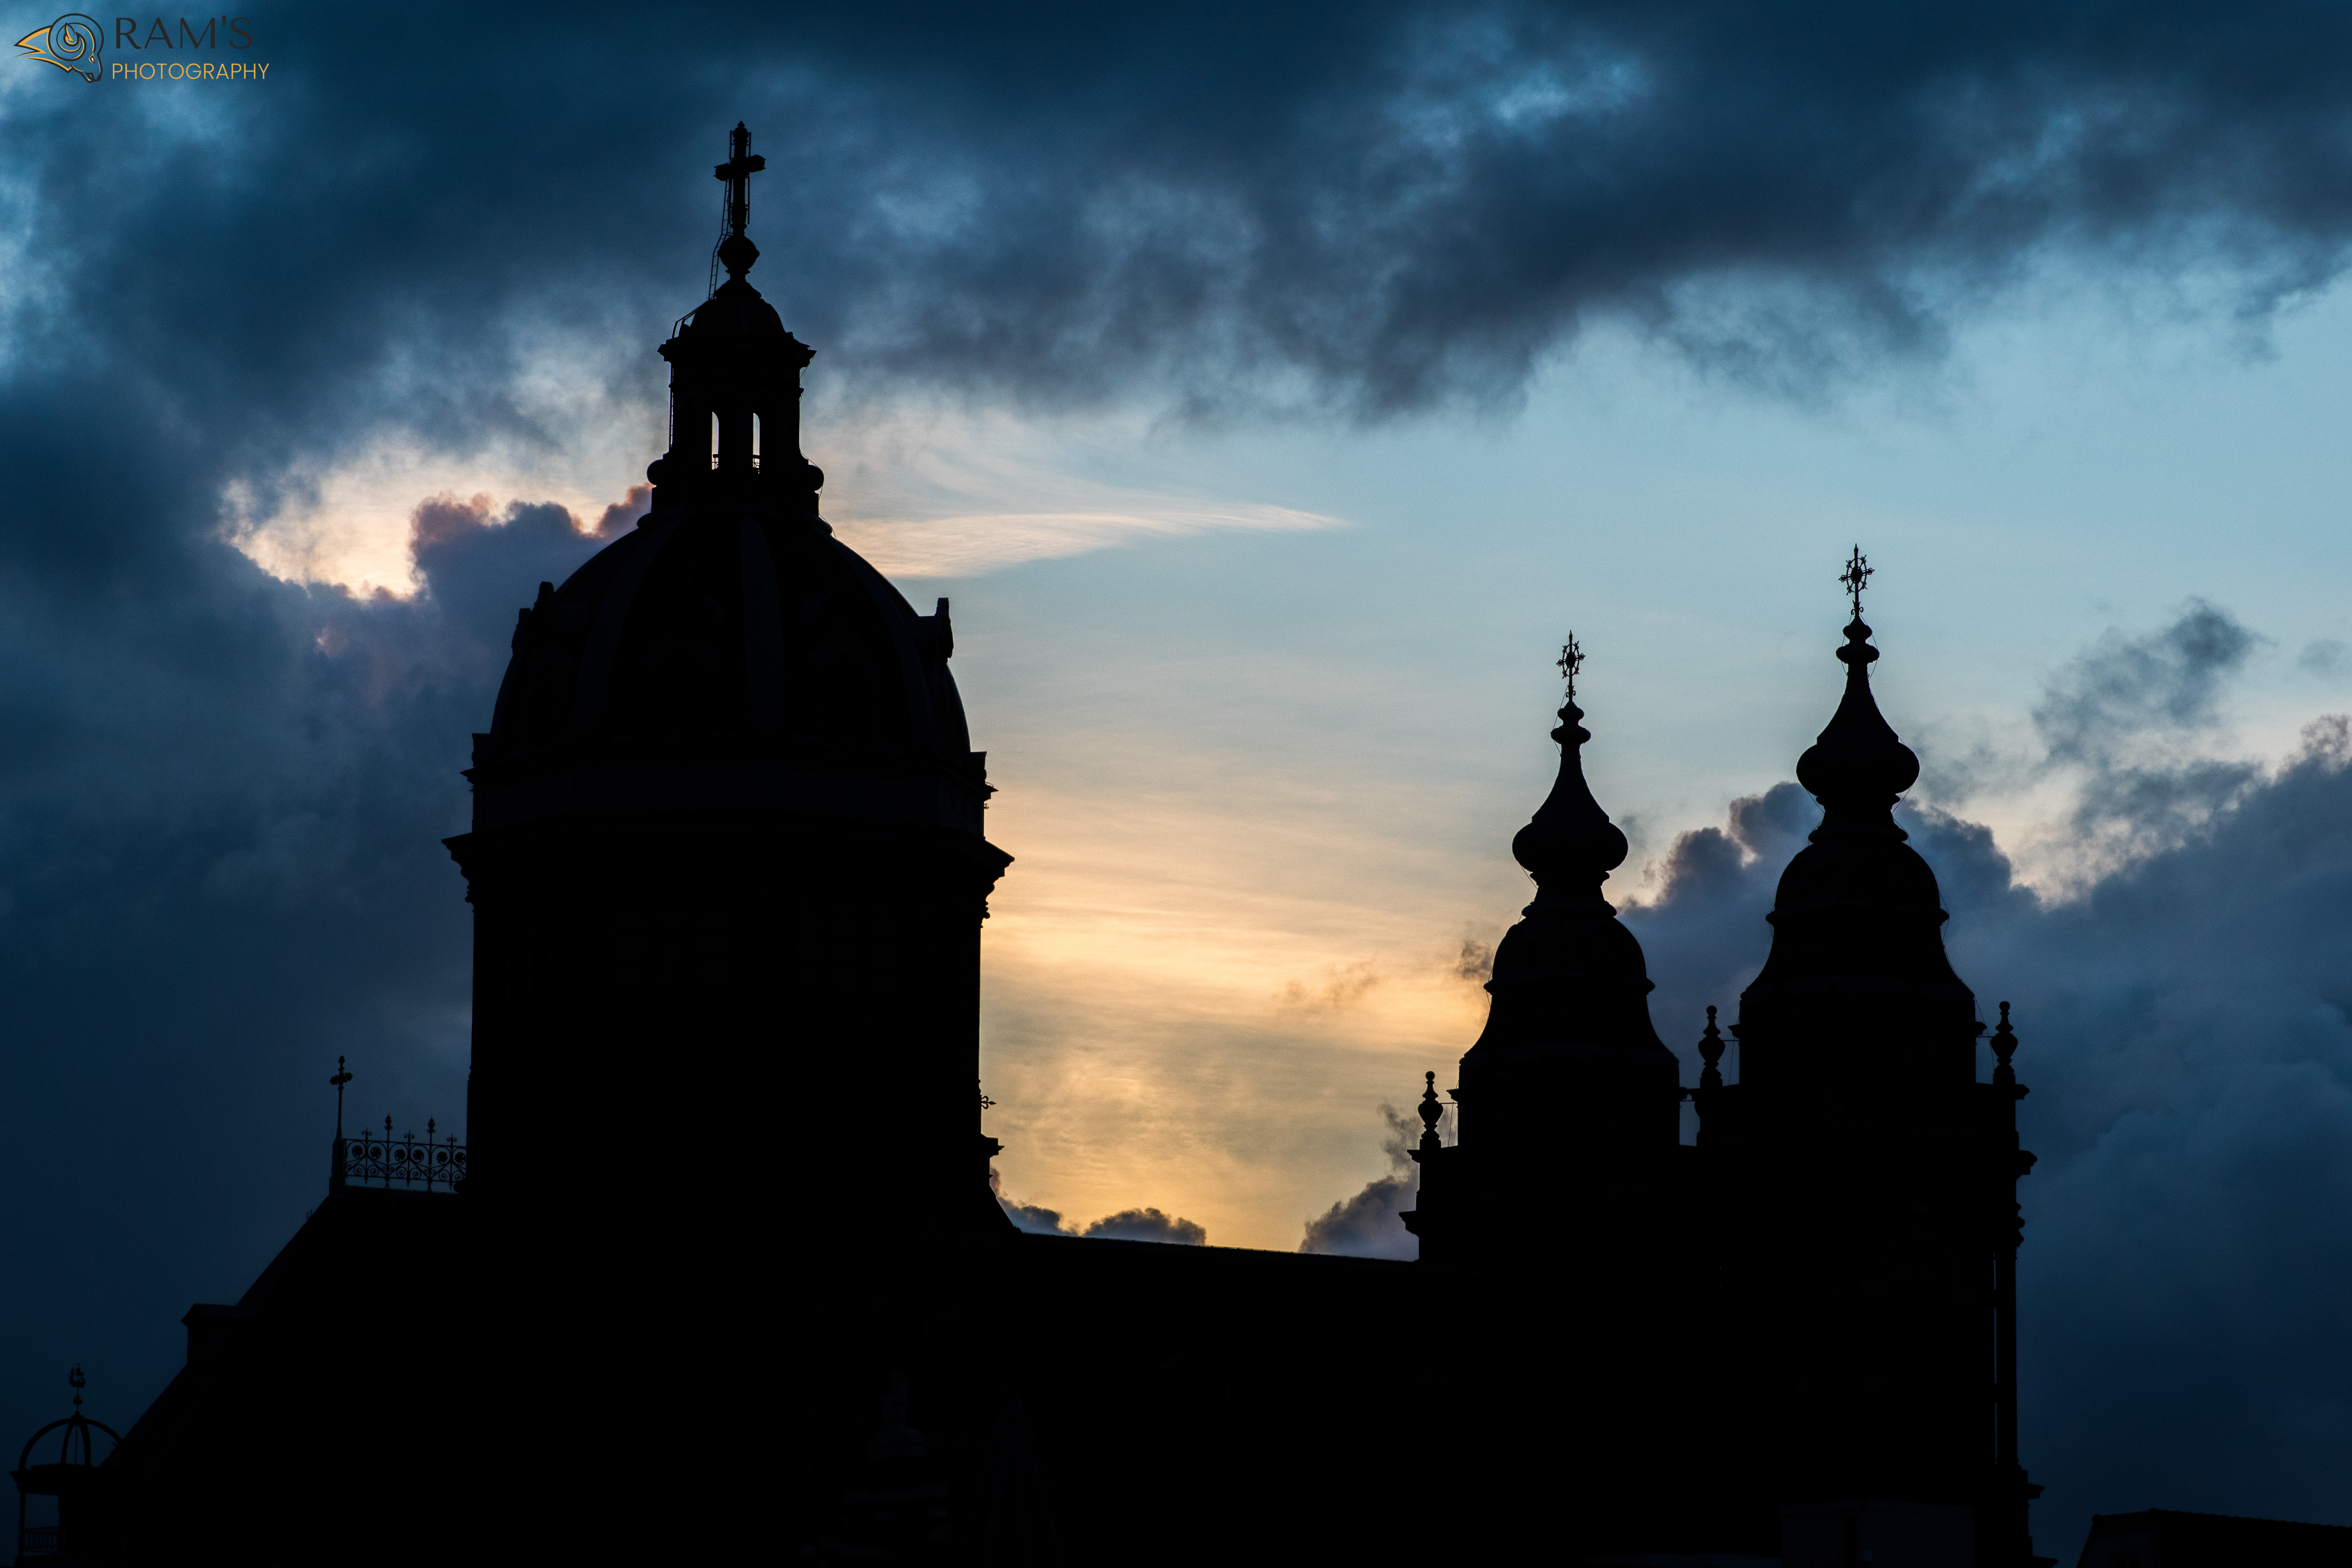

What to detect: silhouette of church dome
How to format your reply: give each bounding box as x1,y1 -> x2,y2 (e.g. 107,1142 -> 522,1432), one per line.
480,508 -> 974,762
15,1367 -> 118,1474
476,123 -> 975,772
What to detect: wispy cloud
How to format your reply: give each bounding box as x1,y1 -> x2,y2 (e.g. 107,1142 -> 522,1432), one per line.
818,402 -> 1345,575
837,500 -> 1339,579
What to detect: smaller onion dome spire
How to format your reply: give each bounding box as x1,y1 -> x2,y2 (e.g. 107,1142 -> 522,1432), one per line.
1511,634 -> 1630,914
1795,547 -> 1920,834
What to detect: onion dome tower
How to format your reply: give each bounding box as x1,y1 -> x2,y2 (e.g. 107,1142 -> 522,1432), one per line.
447,125 -> 1013,1220
11,1366 -> 120,1563
1404,639 -> 1682,1271
1702,552 -> 2049,1566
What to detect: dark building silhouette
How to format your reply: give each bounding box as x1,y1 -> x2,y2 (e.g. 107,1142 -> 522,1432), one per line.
47,125 -> 2212,1566
1696,563 -> 2048,1568
2073,1509 -> 2352,1567
1408,566 -> 2050,1566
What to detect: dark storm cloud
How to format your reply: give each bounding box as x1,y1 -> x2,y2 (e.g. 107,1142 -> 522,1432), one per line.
1299,1103 -> 1432,1261
998,1199 -> 1078,1238
1924,602 -> 2269,855
2035,604 -> 2267,853
20,1 -> 2352,446
1080,1207 -> 1209,1245
991,1186 -> 1210,1244
0,459 -> 615,1457
2034,601 -> 2261,767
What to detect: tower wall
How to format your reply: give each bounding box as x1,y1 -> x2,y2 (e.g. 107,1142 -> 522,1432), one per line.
452,745 -> 1006,1214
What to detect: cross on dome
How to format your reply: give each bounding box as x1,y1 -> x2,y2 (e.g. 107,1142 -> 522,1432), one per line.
715,122 -> 765,239
1557,633 -> 1584,701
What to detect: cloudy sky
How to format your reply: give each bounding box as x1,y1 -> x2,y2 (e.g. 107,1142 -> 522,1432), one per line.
6,0 -> 2352,1551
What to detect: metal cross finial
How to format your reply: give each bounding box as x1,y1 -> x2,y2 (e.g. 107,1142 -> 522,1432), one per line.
68,1365 -> 83,1410
1840,545 -> 1873,620
715,122 -> 766,243
330,1056 -> 351,1141
1556,633 -> 1584,701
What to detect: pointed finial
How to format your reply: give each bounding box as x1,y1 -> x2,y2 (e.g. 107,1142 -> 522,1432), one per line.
1697,1005 -> 1726,1092
1511,637 -> 1628,907
1795,545 -> 1919,829
1840,545 -> 1873,621
1991,1000 -> 2018,1083
69,1364 -> 84,1411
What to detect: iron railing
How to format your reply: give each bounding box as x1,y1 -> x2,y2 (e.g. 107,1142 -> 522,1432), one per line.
332,1116 -> 466,1193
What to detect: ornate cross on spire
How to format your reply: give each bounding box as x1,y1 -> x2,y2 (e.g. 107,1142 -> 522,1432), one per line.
1557,632 -> 1584,701
712,122 -> 767,284
1840,545 -> 1873,621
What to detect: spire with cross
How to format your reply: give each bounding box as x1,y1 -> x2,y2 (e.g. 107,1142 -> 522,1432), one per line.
713,122 -> 767,285
1840,545 -> 1873,621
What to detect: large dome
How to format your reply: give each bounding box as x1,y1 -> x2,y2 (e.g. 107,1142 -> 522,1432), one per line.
479,514 -> 973,766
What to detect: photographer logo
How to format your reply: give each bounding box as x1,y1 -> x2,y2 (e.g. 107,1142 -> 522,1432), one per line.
15,13 -> 100,80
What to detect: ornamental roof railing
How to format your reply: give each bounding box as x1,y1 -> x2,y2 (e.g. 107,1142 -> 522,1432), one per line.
331,1115 -> 466,1193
